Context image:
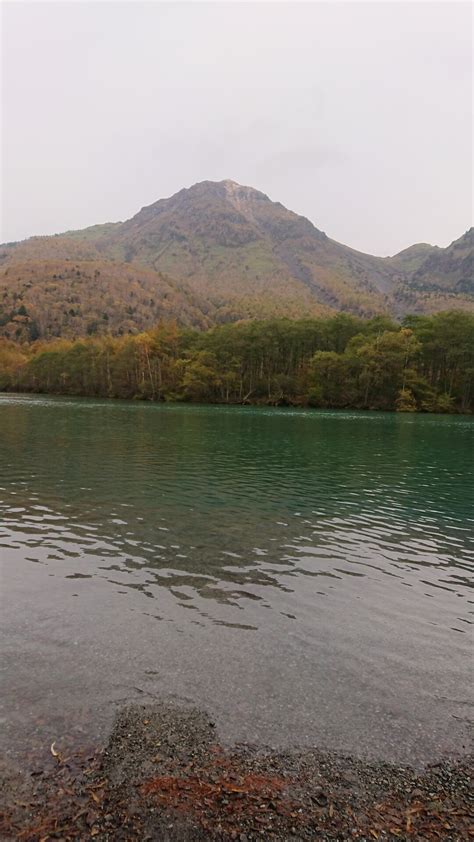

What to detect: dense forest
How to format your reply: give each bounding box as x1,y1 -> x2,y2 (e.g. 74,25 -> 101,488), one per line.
0,311 -> 473,413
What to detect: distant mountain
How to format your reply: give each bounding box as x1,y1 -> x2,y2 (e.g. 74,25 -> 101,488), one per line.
388,229 -> 474,315
409,228 -> 473,291
0,181 -> 472,339
385,242 -> 441,274
88,180 -> 398,316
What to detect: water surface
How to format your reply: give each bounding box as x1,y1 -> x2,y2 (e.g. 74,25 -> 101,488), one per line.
1,395 -> 472,765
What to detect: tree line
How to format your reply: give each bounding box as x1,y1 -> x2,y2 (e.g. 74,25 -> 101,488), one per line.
0,311 -> 473,413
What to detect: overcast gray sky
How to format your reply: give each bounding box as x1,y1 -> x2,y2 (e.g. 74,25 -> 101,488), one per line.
2,1 -> 472,255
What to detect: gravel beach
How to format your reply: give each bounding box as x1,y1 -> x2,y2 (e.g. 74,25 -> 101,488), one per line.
1,702 -> 472,840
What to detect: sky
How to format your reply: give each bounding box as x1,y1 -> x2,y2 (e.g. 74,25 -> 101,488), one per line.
2,1 -> 472,255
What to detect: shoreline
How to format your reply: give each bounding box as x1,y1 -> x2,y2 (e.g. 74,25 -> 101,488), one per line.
1,703 -> 472,841
1,389 -> 473,416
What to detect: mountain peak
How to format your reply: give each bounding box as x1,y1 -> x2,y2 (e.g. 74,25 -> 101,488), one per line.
184,179 -> 270,203
136,179 -> 270,221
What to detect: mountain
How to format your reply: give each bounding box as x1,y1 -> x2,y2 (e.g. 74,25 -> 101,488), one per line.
88,180 -> 398,315
407,228 -> 473,292
384,242 -> 441,274
0,181 -> 472,339
388,229 -> 474,315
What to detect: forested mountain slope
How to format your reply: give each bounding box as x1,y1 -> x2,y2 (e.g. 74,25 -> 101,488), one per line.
0,259 -> 213,341
1,182 -> 472,339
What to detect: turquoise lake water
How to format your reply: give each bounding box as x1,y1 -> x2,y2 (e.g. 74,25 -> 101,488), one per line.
0,394 -> 472,765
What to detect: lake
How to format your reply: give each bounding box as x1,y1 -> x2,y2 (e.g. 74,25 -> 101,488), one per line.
0,394 -> 472,767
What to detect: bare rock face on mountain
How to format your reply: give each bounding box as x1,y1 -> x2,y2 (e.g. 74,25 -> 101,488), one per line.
0,181 -> 472,338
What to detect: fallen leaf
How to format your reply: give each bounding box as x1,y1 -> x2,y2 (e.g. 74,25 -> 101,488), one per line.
50,742 -> 61,763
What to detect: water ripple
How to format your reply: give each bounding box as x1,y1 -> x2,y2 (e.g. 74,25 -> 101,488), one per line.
0,394 -> 472,634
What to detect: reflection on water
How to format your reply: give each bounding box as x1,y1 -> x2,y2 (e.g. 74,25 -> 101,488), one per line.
0,394 -> 473,762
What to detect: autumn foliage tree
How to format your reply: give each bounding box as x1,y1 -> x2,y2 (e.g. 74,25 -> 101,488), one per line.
0,312 -> 472,413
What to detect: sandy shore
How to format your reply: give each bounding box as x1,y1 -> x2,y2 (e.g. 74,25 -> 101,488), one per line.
1,703 -> 472,840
